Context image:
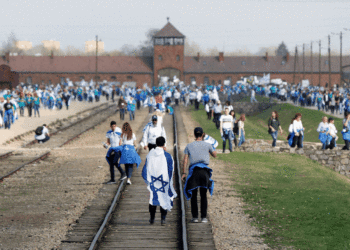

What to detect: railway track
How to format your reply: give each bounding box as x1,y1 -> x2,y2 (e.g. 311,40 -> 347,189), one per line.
0,102 -> 118,182
60,111 -> 191,250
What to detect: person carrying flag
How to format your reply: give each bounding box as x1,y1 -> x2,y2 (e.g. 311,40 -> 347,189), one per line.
142,136 -> 177,225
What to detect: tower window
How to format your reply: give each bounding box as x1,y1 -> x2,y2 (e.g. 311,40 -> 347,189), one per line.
127,76 -> 133,80
80,76 -> 85,80
204,77 -> 209,84
154,38 -> 164,45
176,55 -> 180,61
158,55 -> 162,61
111,76 -> 116,80
190,77 -> 196,82
95,76 -> 100,80
60,77 -> 65,84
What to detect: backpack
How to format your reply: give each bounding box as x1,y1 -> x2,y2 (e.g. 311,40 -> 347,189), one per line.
233,122 -> 239,134
35,126 -> 43,136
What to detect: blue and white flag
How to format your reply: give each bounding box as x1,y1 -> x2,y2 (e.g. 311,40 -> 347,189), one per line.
259,73 -> 270,85
142,147 -> 177,211
203,134 -> 218,150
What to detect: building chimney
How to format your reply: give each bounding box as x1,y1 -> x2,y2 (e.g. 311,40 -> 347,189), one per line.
50,50 -> 54,59
265,52 -> 268,62
219,52 -> 224,62
5,52 -> 9,63
286,52 -> 289,62
197,52 -> 200,61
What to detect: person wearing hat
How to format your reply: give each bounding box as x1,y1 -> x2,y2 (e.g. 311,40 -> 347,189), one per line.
182,127 -> 217,223
141,115 -> 167,151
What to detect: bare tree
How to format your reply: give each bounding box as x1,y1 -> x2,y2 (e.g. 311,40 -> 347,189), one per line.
184,40 -> 203,56
65,45 -> 84,56
1,32 -> 23,54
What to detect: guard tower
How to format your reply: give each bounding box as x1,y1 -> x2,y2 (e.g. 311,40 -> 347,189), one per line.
153,19 -> 185,86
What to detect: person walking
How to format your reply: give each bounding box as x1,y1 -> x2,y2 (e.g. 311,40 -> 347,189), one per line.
250,88 -> 258,103
118,96 -> 127,120
289,113 -> 305,149
142,136 -> 177,225
230,110 -> 238,147
220,107 -> 234,153
3,97 -> 14,129
105,121 -> 126,184
26,92 -> 34,117
62,89 -> 71,110
119,122 -> 141,185
341,112 -> 350,150
141,115 -> 167,151
127,96 -> 136,121
328,117 -> 337,149
33,93 -> 41,117
268,111 -> 283,147
182,127 -> 217,223
212,100 -> 222,130
317,116 -> 330,150
237,114 -> 246,147
18,94 -> 25,117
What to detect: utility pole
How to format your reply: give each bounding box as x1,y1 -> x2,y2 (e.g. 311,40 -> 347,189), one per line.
328,35 -> 331,88
303,43 -> 305,80
293,46 -> 297,85
311,41 -> 313,86
95,35 -> 98,84
340,31 -> 343,85
319,40 -> 321,87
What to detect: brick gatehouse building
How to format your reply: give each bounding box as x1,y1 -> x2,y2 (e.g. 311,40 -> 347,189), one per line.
1,21 -> 350,89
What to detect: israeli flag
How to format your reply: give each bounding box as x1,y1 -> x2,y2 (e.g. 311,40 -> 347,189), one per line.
259,73 -> 270,85
142,147 -> 177,211
203,134 -> 218,150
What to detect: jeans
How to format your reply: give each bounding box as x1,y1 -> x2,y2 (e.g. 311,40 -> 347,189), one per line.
222,132 -> 233,152
137,100 -> 141,110
270,131 -> 278,147
207,111 -> 212,120
149,204 -> 167,221
27,104 -> 33,117
120,108 -> 125,120
106,152 -> 125,181
38,135 -> 50,143
175,99 -> 179,105
250,96 -> 258,103
34,104 -> 40,117
125,164 -> 133,178
4,110 -> 12,129
191,188 -> 208,219
19,107 -> 24,116
129,110 -> 135,121
195,100 -> 200,110
317,102 -> 322,111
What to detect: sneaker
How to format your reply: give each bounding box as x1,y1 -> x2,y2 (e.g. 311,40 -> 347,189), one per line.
149,219 -> 154,225
201,218 -> 208,223
222,150 -> 225,154
161,219 -> 166,226
105,180 -> 116,184
191,218 -> 199,223
127,179 -> 132,185
119,174 -> 127,181
39,141 -> 43,144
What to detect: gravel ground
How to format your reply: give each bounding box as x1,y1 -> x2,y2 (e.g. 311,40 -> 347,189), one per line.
0,107 -> 149,250
179,105 -> 270,250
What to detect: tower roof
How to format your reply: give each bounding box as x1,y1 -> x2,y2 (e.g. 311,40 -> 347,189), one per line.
154,22 -> 185,38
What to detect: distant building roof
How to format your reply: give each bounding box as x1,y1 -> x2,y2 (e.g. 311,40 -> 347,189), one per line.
153,22 -> 185,38
184,55 -> 350,74
6,56 -> 153,73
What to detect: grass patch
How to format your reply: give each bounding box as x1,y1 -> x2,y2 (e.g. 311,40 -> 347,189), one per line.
217,152 -> 350,249
189,103 -> 344,148
237,95 -> 278,103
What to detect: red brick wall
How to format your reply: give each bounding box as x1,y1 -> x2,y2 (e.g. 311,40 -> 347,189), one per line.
153,44 -> 184,84
184,73 -> 341,87
17,73 -> 152,89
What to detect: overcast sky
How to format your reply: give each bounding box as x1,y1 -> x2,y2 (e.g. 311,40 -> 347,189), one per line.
1,0 -> 350,54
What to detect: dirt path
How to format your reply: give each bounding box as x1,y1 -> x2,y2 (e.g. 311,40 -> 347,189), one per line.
179,106 -> 270,250
0,107 -> 149,249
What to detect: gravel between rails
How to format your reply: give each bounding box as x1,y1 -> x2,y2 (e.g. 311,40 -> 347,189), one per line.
179,106 -> 271,250
0,107 -> 149,250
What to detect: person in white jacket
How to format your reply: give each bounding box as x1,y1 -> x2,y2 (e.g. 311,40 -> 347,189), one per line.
142,115 -> 167,151
291,113 -> 305,148
328,117 -> 338,149
317,116 -> 329,149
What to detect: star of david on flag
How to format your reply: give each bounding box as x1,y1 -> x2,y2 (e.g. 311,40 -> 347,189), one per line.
150,174 -> 168,193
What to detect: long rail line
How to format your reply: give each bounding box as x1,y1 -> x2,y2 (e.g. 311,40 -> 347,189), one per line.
0,102 -> 118,182
84,111 -> 189,250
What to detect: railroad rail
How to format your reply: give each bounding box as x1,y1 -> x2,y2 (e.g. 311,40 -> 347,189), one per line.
60,111 -> 189,250
0,102 -> 118,182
